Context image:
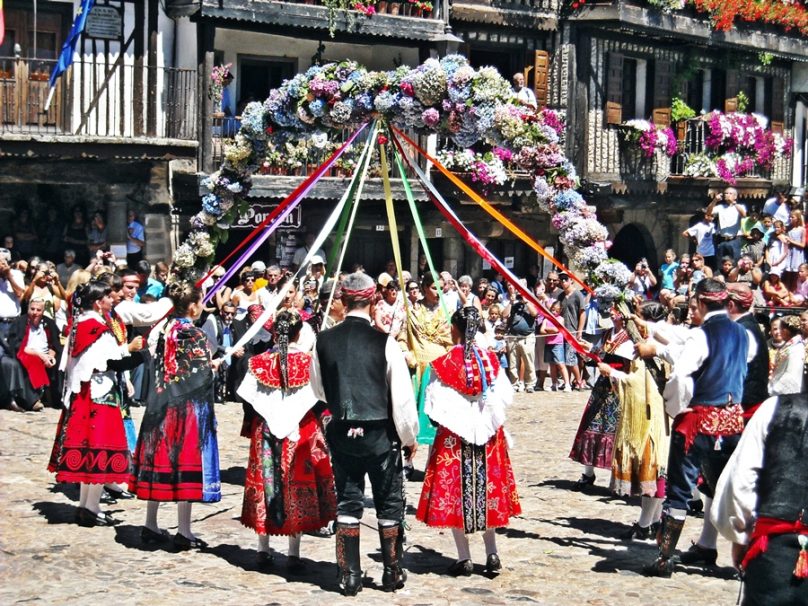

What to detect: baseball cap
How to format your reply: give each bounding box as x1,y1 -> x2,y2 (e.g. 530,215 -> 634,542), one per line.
377,272 -> 393,288
310,255 -> 325,266
251,261 -> 267,273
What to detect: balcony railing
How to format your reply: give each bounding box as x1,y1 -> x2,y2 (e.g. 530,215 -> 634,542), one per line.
0,57 -> 197,141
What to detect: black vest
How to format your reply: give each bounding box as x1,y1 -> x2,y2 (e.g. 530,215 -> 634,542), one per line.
736,314 -> 769,407
315,315 -> 390,422
757,393 -> 808,522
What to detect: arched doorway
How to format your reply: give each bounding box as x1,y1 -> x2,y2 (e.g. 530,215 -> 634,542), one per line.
609,223 -> 658,273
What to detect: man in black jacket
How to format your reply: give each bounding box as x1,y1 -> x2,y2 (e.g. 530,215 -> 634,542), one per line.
310,272 -> 418,596
0,298 -> 62,411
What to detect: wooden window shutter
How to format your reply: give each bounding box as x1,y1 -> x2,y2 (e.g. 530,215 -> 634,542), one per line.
533,50 -> 549,109
652,59 -> 673,126
770,76 -> 785,134
725,69 -> 739,113
605,52 -> 624,125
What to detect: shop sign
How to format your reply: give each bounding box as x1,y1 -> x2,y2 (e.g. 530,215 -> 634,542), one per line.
233,205 -> 302,229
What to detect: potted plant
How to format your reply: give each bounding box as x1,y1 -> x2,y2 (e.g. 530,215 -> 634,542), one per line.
670,96 -> 695,142
209,63 -> 233,117
417,0 -> 432,16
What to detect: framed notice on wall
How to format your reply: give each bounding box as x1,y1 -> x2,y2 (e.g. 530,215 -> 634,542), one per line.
85,6 -> 123,40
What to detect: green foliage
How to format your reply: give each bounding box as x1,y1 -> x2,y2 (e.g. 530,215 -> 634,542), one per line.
671,96 -> 696,122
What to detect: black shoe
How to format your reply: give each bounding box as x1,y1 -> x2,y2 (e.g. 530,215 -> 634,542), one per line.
76,507 -> 119,527
378,523 -> 406,592
256,550 -> 274,569
99,490 -> 117,505
621,522 -> 653,541
679,542 -> 718,566
447,559 -> 473,577
485,553 -> 502,575
687,498 -> 704,517
642,556 -> 676,577
140,526 -> 170,545
572,473 -> 596,491
173,533 -> 208,550
336,522 -> 363,596
642,516 -> 685,577
105,487 -> 135,500
286,555 -> 306,574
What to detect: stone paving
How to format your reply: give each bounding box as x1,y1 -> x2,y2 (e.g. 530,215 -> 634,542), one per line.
0,390 -> 741,605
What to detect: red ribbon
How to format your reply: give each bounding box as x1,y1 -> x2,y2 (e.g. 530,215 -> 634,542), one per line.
390,132 -> 599,363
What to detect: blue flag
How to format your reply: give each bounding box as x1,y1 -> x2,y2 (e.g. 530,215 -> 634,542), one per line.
45,0 -> 95,109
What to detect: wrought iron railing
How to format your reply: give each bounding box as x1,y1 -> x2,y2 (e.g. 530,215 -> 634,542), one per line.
0,57 -> 197,140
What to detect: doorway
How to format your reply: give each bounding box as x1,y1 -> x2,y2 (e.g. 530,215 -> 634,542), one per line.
237,56 -> 296,114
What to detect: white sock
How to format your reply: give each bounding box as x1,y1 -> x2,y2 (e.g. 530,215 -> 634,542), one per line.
668,507 -> 687,521
638,496 -> 662,528
257,533 -> 270,553
653,498 -> 664,523
177,502 -> 193,539
288,533 -> 301,558
85,484 -> 104,514
451,528 -> 471,562
79,483 -> 89,508
337,515 -> 360,524
145,501 -> 160,532
378,518 -> 398,527
482,529 -> 497,556
583,465 -> 595,478
696,498 -> 718,549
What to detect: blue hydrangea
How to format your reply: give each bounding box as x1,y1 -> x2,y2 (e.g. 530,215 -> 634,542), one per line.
305,65 -> 323,79
309,99 -> 326,117
552,189 -> 584,212
202,193 -> 223,217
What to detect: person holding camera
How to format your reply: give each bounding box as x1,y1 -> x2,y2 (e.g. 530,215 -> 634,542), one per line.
21,262 -> 66,320
0,249 -> 25,339
707,187 -> 747,263
503,281 -> 538,393
628,259 -> 657,299
682,211 -> 717,270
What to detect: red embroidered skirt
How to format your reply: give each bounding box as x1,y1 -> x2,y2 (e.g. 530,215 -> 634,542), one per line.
241,412 -> 336,536
47,383 -> 132,484
417,425 -> 521,532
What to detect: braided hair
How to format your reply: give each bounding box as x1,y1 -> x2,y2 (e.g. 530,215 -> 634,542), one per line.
272,309 -> 303,389
451,306 -> 485,388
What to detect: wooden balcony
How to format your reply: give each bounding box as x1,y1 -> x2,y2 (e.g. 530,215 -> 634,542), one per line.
451,0 -> 559,29
0,57 -> 198,160
199,0 -> 447,42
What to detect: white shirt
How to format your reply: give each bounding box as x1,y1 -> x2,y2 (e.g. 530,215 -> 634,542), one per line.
710,396 -> 779,545
662,311 -> 752,417
309,310 -> 419,448
26,321 -> 49,354
115,297 -> 173,327
762,197 -> 791,225
712,203 -> 746,237
516,86 -> 537,108
768,336 -> 805,396
0,269 -> 23,318
685,222 -> 716,256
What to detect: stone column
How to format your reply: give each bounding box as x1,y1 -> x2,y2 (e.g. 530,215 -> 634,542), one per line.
107,198 -> 128,255
442,234 -> 463,277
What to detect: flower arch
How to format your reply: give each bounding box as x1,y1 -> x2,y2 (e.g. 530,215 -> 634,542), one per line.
178,55 -> 629,298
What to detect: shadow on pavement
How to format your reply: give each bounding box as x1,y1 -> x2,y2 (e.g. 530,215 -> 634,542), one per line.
219,465 -> 246,487
32,501 -> 79,525
48,482 -> 79,502
113,524 -> 177,552
531,478 -> 614,499
402,542 -> 458,575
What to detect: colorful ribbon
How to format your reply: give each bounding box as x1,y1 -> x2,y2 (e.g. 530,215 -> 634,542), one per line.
200,122 -> 369,303
391,131 -> 598,362
391,126 -> 593,296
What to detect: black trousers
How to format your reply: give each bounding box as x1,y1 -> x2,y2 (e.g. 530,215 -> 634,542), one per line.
328,425 -> 404,521
743,533 -> 808,606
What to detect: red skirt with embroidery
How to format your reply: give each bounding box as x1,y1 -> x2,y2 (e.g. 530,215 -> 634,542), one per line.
417,425 -> 521,532
241,412 -> 336,536
47,383 -> 132,484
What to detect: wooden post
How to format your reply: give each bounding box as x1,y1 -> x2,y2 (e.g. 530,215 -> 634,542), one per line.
198,21 -> 215,173
133,0 -> 145,136
147,0 -> 159,137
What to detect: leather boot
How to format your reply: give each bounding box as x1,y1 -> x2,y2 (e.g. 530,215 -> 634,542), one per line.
335,522 -> 362,596
642,516 -> 685,577
378,524 -> 407,592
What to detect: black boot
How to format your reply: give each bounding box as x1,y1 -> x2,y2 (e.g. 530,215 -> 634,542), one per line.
335,522 -> 362,596
642,516 -> 685,577
378,524 -> 407,592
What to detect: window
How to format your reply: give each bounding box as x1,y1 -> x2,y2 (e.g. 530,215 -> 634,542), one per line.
605,53 -> 670,125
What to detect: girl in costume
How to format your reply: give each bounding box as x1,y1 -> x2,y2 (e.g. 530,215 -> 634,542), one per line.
416,306 -> 520,576
48,280 -> 145,526
568,303 -> 634,489
237,309 -> 336,570
129,283 -> 222,549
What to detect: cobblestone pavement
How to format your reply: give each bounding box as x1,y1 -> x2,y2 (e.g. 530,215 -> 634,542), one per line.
0,390 -> 740,605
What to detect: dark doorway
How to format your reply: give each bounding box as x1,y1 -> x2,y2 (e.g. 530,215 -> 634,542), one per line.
609,223 -> 658,273
468,49 -> 513,81
237,57 -> 296,113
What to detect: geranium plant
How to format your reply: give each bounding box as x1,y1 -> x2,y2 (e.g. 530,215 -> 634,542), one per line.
620,119 -> 678,158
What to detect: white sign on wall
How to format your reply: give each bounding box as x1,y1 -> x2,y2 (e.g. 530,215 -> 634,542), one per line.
85,6 -> 123,40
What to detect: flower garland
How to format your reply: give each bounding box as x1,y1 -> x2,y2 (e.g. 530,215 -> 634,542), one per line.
176,56 -> 626,293
621,119 -> 677,159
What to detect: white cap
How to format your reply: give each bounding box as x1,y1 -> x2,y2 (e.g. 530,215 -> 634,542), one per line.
310,254 -> 325,266
251,261 -> 267,272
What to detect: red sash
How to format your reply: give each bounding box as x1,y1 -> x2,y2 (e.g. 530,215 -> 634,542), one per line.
740,516 -> 808,578
672,403 -> 744,453
16,322 -> 49,390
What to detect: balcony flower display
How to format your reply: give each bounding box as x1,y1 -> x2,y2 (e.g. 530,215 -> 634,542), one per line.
436,148 -> 508,188
620,119 -> 678,159
209,63 -> 233,111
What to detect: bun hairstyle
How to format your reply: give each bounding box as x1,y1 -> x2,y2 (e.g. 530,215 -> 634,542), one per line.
452,306 -> 481,359
640,301 -> 666,323
167,281 -> 202,316
272,309 -> 303,389
74,279 -> 111,312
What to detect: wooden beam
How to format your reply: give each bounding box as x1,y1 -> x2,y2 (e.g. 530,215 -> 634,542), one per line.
147,0 -> 159,137
197,21 -> 216,174
133,0 -> 145,137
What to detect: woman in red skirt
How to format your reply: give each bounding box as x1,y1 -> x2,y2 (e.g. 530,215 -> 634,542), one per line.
237,308 -> 336,570
48,280 -> 145,526
416,306 -> 520,577
128,283 -> 222,550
